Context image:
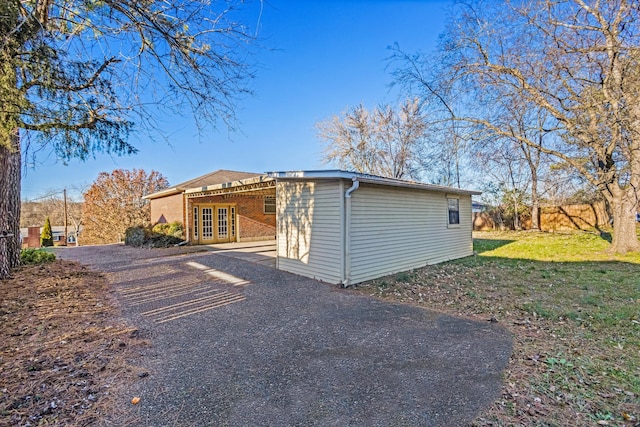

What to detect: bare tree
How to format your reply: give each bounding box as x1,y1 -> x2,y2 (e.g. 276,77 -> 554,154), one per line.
21,191 -> 82,227
474,136 -> 532,229
544,161 -> 599,205
492,98 -> 553,230
318,104 -> 378,175
388,43 -> 471,188
317,99 -> 428,180
394,0 -> 640,252
0,0 -> 261,277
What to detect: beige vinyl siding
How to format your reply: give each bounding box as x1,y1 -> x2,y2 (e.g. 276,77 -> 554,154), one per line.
348,184 -> 473,284
276,180 -> 343,284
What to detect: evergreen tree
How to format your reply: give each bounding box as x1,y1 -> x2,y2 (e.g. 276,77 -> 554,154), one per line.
40,217 -> 53,247
0,0 -> 260,278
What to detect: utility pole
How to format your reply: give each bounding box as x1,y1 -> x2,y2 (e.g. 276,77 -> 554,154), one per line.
63,189 -> 68,246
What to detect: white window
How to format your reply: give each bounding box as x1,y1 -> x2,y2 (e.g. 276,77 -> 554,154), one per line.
264,196 -> 276,214
202,208 -> 213,239
217,207 -> 228,239
193,207 -> 199,239
231,207 -> 236,238
448,198 -> 460,225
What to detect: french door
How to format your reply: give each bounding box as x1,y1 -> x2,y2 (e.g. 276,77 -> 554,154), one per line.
193,204 -> 236,244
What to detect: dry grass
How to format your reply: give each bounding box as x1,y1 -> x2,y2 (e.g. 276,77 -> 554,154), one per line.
355,230 -> 640,427
0,260 -> 146,426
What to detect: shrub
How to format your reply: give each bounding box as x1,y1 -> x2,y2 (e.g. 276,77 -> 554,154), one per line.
152,221 -> 184,238
125,224 -> 184,248
20,248 -> 56,265
41,217 -> 53,247
124,226 -> 147,247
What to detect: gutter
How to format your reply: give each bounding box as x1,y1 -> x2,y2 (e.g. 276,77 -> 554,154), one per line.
268,170 -> 481,196
342,177 -> 360,287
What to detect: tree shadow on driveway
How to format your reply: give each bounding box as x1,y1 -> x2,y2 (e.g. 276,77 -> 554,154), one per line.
57,245 -> 512,427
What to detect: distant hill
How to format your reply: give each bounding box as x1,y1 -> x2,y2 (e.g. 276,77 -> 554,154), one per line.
21,201 -> 83,228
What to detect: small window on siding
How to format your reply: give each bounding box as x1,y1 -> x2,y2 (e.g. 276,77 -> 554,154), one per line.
448,198 -> 460,225
264,196 -> 276,214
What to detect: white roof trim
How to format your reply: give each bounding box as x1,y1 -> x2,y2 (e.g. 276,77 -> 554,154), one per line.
183,175 -> 274,194
267,170 -> 481,196
142,187 -> 183,200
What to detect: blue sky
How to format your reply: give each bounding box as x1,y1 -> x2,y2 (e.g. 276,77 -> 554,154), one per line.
21,0 -> 452,201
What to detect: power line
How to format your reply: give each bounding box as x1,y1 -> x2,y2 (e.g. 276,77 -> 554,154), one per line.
22,188 -> 83,202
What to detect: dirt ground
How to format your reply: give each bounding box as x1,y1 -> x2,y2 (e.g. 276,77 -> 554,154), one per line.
0,260 -> 146,426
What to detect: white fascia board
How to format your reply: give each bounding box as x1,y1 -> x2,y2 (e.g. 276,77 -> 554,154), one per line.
357,177 -> 482,196
267,170 -> 481,196
266,170 -> 352,180
183,174 -> 273,194
142,187 -> 183,200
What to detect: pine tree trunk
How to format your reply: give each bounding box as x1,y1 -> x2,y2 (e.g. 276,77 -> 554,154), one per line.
0,131 -> 21,279
608,187 -> 640,254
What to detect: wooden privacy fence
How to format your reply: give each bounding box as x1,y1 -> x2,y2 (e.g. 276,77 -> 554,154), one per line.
539,201 -> 610,231
473,201 -> 611,231
472,212 -> 496,231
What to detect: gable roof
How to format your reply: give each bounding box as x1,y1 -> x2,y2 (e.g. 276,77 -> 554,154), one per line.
144,169 -> 260,199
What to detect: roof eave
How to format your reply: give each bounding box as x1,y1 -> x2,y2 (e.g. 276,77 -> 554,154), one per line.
184,174 -> 273,194
267,170 -> 481,196
142,187 -> 183,200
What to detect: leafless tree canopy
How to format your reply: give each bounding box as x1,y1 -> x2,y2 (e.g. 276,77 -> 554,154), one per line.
392,0 -> 640,252
317,99 -> 428,180
3,0 -> 260,158
21,198 -> 82,229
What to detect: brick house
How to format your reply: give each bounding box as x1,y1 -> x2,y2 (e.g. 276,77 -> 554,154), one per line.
144,170 -> 276,243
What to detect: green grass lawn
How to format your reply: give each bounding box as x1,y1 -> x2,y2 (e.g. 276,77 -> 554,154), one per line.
357,230 -> 640,427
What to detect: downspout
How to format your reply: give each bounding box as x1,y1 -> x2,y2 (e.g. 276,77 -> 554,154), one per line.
342,177 -> 360,287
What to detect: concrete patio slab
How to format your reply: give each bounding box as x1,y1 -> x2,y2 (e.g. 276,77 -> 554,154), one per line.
203,240 -> 276,267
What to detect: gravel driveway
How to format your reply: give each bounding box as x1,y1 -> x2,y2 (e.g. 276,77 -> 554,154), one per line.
57,244 -> 512,426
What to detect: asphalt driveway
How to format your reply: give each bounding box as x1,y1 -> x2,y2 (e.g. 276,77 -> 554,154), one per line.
57,245 -> 512,426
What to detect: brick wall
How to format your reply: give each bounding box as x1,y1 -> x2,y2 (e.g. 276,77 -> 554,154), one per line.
238,215 -> 276,241
150,193 -> 184,225
23,226 -> 41,248
187,193 -> 276,241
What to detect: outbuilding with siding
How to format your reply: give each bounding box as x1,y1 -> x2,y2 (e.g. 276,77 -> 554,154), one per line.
146,169 -> 480,287
271,170 -> 480,286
